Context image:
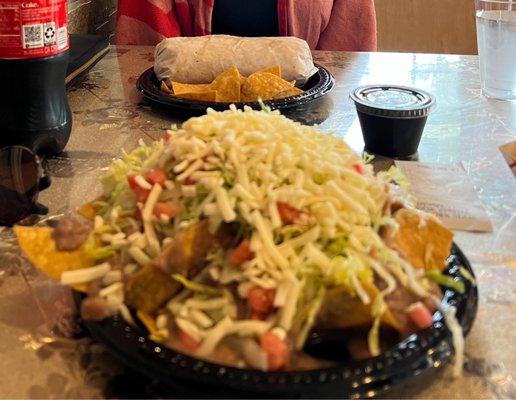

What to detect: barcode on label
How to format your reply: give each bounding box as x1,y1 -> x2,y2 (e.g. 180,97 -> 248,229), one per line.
22,24 -> 44,49
56,26 -> 68,50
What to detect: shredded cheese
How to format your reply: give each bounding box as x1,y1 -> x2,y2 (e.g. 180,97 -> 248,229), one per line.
252,211 -> 288,269
99,282 -> 123,297
135,175 -> 152,190
279,277 -> 302,331
185,297 -> 228,310
189,309 -> 213,328
61,263 -> 110,285
128,246 -> 151,266
102,270 -> 122,285
176,317 -> 204,343
196,317 -> 233,357
214,186 -> 236,222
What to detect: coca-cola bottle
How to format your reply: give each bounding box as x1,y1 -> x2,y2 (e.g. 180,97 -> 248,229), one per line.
0,0 -> 71,155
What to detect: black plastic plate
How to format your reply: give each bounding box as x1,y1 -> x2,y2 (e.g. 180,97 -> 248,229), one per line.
78,244 -> 477,398
136,64 -> 335,113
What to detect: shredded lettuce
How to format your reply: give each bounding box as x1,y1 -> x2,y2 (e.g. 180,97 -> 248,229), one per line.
206,249 -> 225,264
362,152 -> 375,164
258,99 -> 271,113
291,268 -> 325,344
325,236 -> 348,256
368,316 -> 381,357
426,269 -> 465,294
171,274 -> 220,296
276,224 -> 307,243
459,267 -> 477,287
100,140 -> 162,215
221,170 -> 235,188
175,185 -> 210,224
313,173 -> 330,185
83,234 -> 115,261
330,251 -> 373,287
377,165 -> 409,187
368,295 -> 386,357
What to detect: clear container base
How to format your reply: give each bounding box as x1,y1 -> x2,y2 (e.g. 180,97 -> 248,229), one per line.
482,87 -> 516,101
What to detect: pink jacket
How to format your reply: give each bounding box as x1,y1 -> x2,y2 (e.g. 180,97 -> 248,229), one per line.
116,0 -> 377,51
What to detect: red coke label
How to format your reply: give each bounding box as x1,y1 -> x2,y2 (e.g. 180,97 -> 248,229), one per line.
0,0 -> 68,59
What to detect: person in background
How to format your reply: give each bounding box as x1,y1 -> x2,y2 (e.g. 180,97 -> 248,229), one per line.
115,0 -> 377,51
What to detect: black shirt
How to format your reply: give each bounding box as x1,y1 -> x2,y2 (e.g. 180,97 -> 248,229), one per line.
211,0 -> 279,37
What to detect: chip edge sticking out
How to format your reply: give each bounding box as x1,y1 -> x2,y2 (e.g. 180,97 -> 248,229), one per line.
13,225 -> 92,292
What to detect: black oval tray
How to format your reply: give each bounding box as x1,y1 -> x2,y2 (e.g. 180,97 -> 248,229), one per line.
136,64 -> 335,112
77,243 -> 477,398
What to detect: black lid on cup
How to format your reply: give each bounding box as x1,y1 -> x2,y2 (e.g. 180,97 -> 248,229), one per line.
350,85 -> 435,119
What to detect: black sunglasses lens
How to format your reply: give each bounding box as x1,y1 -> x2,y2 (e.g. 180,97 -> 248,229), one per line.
0,146 -> 40,225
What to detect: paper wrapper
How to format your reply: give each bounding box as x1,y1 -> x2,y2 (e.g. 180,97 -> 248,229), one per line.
154,35 -> 318,86
395,161 -> 493,232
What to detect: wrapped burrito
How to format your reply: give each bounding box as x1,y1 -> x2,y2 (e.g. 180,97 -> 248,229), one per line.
154,35 -> 318,86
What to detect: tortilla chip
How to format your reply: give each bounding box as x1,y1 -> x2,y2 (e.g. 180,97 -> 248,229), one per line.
172,81 -> 212,95
160,81 -> 172,94
125,264 -> 179,313
215,86 -> 240,102
317,282 -> 400,331
166,66 -> 290,103
363,281 -> 400,329
210,66 -> 241,102
137,310 -> 158,333
273,87 -> 304,99
176,91 -> 218,102
256,65 -> 281,77
386,208 -> 453,271
241,72 -> 294,101
13,226 -> 92,292
211,66 -> 240,84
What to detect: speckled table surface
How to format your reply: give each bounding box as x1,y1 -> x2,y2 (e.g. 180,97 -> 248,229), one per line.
0,46 -> 514,399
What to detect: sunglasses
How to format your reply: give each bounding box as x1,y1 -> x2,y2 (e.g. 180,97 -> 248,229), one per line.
0,146 -> 50,226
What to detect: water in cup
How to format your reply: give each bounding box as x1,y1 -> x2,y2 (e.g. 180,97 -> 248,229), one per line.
476,9 -> 516,100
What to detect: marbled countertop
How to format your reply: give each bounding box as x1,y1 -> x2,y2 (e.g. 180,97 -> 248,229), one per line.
0,46 -> 514,398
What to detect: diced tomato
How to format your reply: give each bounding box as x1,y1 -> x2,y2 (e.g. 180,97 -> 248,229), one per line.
352,163 -> 365,174
260,331 -> 290,371
133,208 -> 142,221
163,132 -> 173,142
228,239 -> 254,265
127,174 -> 139,190
153,201 -> 180,218
146,169 -> 167,186
127,175 -> 150,203
179,329 -> 199,351
407,302 -> 434,330
251,312 -> 266,320
247,286 -> 275,315
277,202 -> 305,225
184,177 -> 197,185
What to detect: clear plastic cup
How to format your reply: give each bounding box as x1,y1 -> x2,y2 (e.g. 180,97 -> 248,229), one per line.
475,0 -> 516,100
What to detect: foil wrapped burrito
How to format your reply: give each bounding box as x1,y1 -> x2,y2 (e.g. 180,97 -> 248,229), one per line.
154,35 -> 318,86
